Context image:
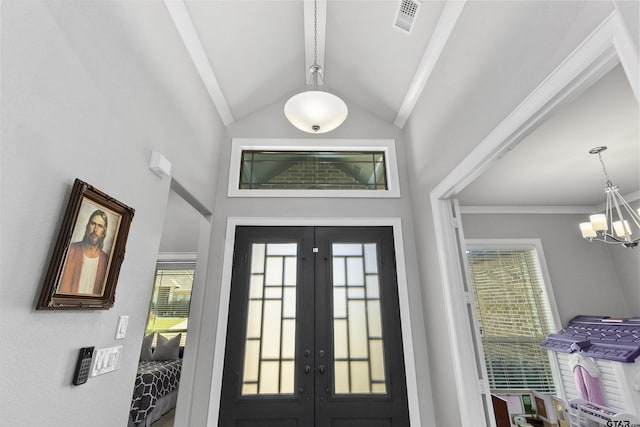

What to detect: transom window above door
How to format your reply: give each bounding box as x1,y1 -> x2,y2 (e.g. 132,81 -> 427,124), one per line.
228,138 -> 401,198
240,151 -> 388,191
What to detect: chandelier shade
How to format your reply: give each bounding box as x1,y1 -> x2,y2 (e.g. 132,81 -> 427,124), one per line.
284,90 -> 348,134
579,146 -> 640,248
285,0 -> 348,133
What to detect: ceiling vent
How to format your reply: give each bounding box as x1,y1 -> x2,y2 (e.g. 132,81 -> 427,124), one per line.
394,0 -> 421,34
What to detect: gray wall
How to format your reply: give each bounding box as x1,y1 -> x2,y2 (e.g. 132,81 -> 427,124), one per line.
158,189 -> 201,254
401,3 -> 622,426
610,245 -> 640,315
606,200 -> 640,314
614,0 -> 640,50
461,213 -> 633,324
186,99 -> 437,427
0,2 -> 224,426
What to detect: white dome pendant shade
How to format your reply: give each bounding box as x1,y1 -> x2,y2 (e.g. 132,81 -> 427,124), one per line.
284,89 -> 348,133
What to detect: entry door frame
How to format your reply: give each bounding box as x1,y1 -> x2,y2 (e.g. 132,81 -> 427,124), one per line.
207,217 -> 422,426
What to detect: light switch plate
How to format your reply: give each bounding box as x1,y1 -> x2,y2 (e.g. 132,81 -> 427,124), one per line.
115,315 -> 129,339
90,346 -> 123,377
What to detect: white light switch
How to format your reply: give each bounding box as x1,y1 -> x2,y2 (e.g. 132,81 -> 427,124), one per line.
90,346 -> 123,377
115,315 -> 129,339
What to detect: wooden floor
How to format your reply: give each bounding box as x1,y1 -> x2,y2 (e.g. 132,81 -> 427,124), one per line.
151,408 -> 174,427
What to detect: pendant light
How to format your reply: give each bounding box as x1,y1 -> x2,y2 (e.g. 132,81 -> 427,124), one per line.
579,146 -> 640,248
284,0 -> 348,133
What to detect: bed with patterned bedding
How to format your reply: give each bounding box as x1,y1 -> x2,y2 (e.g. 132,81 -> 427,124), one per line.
128,359 -> 182,427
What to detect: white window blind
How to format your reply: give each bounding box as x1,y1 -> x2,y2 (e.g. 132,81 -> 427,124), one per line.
467,249 -> 556,393
145,264 -> 195,347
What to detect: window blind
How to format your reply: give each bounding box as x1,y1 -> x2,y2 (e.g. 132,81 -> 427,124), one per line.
467,249 -> 556,393
145,265 -> 195,347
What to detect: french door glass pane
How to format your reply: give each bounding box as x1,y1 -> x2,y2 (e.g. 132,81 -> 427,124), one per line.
241,243 -> 297,395
332,243 -> 387,394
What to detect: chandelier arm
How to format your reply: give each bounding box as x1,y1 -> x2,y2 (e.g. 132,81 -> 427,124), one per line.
591,236 -> 625,244
615,193 -> 640,229
609,190 -> 631,241
594,232 -> 640,246
605,190 -> 613,243
601,233 -> 631,244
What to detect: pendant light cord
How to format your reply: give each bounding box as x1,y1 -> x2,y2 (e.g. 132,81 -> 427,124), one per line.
314,0 -> 318,66
597,151 -> 615,188
309,0 -> 320,90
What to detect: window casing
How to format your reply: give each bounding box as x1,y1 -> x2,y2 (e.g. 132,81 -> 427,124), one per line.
145,263 -> 195,347
467,247 -> 557,393
228,138 -> 401,198
240,151 -> 388,191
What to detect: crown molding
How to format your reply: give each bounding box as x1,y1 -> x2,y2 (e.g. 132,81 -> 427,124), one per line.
459,205 -> 593,215
460,190 -> 640,214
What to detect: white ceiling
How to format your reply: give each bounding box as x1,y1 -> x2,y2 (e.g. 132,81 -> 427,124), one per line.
457,64 -> 640,208
156,0 -> 638,214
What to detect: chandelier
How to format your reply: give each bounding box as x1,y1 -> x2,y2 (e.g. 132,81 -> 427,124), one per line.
284,0 -> 348,133
579,146 -> 640,248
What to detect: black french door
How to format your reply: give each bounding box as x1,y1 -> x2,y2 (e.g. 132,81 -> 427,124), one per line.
219,226 -> 409,427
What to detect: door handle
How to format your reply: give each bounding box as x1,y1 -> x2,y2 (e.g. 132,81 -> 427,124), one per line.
318,365 -> 325,375
304,365 -> 312,374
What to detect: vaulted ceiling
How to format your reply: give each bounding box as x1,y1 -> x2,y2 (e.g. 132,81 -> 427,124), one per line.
166,0 -> 455,127
159,0 -> 638,210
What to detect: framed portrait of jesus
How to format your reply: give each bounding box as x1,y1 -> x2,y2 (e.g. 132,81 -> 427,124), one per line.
37,179 -> 135,310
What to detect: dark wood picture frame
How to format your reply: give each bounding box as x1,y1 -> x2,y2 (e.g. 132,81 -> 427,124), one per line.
37,179 -> 135,310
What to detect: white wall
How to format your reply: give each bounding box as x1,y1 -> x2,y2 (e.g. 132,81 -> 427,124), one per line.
0,2 -> 224,426
185,99 -> 437,427
461,213 -> 632,323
